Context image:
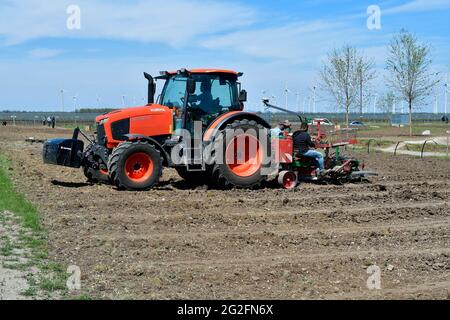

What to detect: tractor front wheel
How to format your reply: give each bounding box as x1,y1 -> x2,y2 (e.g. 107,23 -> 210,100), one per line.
108,141 -> 162,191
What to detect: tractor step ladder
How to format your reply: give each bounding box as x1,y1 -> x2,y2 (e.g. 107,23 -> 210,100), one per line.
186,139 -> 205,172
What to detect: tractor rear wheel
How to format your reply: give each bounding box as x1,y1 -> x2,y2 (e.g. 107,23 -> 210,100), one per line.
211,119 -> 270,189
108,141 -> 162,191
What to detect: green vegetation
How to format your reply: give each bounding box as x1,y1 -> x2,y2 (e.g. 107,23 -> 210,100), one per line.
0,238 -> 13,256
58,122 -> 94,131
0,154 -> 67,298
357,138 -> 396,148
357,122 -> 449,136
76,108 -> 118,113
0,155 -> 41,231
405,143 -> 449,153
67,294 -> 93,300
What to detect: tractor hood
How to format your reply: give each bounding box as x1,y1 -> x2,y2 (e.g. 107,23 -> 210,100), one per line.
95,104 -> 173,148
95,104 -> 170,123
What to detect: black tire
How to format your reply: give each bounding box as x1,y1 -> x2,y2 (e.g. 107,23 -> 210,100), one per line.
107,141 -> 162,191
83,144 -> 110,184
83,167 -> 110,184
211,119 -> 270,189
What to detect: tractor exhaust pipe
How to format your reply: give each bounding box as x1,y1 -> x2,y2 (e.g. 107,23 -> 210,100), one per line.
144,72 -> 156,105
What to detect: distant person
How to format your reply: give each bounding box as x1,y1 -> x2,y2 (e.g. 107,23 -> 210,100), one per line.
2,121 -> 6,126
282,120 -> 292,134
271,120 -> 291,138
271,122 -> 284,138
47,116 -> 52,127
294,122 -> 325,176
51,116 -> 56,129
442,115 -> 449,124
43,116 -> 47,126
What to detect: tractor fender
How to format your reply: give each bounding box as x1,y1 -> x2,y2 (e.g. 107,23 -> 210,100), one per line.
203,111 -> 271,142
123,134 -> 172,166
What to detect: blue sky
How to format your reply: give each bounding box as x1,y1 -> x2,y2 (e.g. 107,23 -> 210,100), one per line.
0,0 -> 449,112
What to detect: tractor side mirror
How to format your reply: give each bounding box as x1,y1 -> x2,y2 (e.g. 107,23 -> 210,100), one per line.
238,90 -> 247,102
186,79 -> 196,95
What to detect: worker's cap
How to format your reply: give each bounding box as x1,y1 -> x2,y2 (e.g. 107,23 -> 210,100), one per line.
282,120 -> 292,127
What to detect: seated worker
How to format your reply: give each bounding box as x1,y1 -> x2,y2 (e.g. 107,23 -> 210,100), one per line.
271,120 -> 291,138
197,80 -> 218,115
294,122 -> 325,175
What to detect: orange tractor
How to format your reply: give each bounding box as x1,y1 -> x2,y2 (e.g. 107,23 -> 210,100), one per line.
43,69 -> 275,190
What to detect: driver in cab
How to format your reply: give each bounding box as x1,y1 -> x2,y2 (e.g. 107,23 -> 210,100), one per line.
195,80 -> 219,115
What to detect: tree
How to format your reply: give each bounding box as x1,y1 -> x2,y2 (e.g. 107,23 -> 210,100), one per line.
320,45 -> 375,128
385,29 -> 439,136
377,91 -> 397,121
356,55 -> 376,114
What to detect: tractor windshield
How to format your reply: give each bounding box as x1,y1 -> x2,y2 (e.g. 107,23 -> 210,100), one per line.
160,74 -> 240,114
160,76 -> 188,108
190,74 -> 240,114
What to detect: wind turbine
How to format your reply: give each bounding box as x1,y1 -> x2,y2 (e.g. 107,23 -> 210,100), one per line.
302,96 -> 307,113
60,89 -> 66,112
308,95 -> 312,113
284,82 -> 291,111
445,73 -> 449,116
295,91 -> 301,113
312,86 -> 316,113
72,95 -> 78,111
372,93 -> 378,114
433,87 -> 440,115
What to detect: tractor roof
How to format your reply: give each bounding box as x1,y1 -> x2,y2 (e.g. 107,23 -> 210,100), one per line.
158,68 -> 242,78
188,69 -> 240,75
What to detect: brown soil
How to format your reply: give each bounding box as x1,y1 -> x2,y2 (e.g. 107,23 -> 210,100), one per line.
0,126 -> 449,300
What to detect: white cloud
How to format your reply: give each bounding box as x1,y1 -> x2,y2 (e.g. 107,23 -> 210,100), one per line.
384,0 -> 450,15
203,21 -> 334,60
0,0 -> 255,46
29,48 -> 64,59
201,20 -> 381,65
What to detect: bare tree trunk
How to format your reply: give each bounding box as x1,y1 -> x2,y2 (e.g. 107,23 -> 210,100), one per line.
346,106 -> 350,128
360,78 -> 363,115
409,101 -> 413,137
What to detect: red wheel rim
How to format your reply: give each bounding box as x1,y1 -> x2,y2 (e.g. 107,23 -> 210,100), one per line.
279,171 -> 296,189
125,152 -> 153,182
283,172 -> 296,189
226,134 -> 262,177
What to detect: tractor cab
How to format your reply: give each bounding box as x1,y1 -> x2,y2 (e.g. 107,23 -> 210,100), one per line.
153,69 -> 247,132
